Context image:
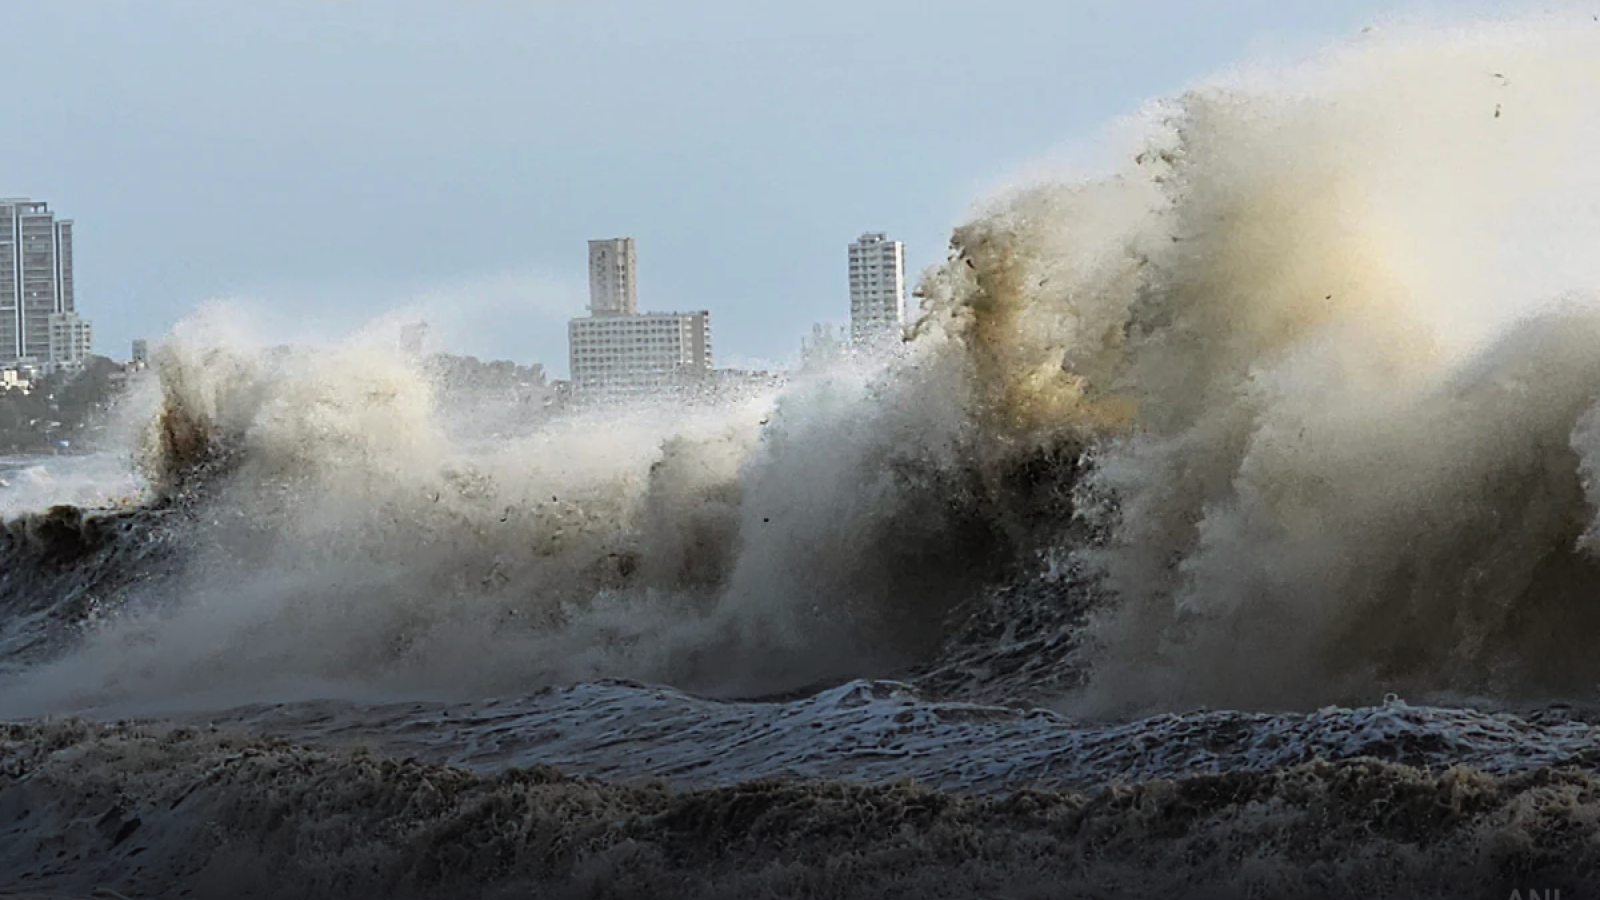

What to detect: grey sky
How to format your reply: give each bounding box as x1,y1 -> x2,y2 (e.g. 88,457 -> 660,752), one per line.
11,0 -> 1444,376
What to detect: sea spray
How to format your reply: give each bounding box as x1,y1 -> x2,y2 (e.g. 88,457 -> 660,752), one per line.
9,18 -> 1600,718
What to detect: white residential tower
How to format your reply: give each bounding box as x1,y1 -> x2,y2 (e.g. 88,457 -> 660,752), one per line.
847,232 -> 906,348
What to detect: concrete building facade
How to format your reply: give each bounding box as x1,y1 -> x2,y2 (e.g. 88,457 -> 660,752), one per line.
568,309 -> 712,397
847,232 -> 906,348
569,237 -> 712,399
0,199 -> 87,370
47,312 -> 92,369
801,322 -> 847,369
587,238 -> 639,317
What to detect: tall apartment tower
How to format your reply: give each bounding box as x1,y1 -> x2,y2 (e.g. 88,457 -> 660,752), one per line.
847,232 -> 906,348
588,237 -> 639,317
0,199 -> 79,368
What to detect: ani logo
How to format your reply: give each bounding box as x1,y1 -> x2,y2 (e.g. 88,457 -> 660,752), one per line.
1508,891 -> 1561,900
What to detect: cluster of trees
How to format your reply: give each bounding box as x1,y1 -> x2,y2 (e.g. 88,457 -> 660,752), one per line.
0,357 -> 128,454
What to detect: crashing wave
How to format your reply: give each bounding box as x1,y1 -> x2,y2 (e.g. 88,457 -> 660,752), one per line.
8,19 -> 1600,721
12,14 -> 1600,900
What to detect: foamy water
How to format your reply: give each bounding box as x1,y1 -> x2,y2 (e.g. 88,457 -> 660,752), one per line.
160,682 -> 1600,792
0,452 -> 144,518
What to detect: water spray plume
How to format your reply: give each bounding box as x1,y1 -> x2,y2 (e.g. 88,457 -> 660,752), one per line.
10,18 -> 1600,719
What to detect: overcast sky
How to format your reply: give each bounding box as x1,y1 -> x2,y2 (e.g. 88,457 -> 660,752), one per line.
9,0 -> 1481,376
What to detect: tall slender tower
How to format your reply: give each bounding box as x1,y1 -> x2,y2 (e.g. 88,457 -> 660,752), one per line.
587,237 -> 638,317
0,199 -> 77,367
847,232 -> 906,348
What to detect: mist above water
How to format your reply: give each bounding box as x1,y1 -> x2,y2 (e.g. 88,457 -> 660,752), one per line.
9,16 -> 1600,718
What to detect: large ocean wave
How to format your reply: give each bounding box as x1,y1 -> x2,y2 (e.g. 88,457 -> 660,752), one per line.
9,19 -> 1600,720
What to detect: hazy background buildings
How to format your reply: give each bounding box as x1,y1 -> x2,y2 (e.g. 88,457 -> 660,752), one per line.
0,2 -> 1406,374
0,199 -> 91,374
567,227 -> 912,402
569,238 -> 714,398
568,309 -> 714,397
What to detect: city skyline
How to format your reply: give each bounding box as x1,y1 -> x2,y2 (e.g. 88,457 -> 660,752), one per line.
95,226 -> 876,377
1,1 -> 1416,378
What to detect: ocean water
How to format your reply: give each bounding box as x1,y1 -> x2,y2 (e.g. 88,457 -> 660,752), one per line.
10,15 -> 1600,899
0,452 -> 143,519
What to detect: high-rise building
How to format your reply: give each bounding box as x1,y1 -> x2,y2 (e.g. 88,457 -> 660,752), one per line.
570,237 -> 712,398
588,238 -> 639,317
48,313 -> 92,369
568,310 -> 712,397
847,232 -> 906,348
0,198 -> 86,370
130,339 -> 151,370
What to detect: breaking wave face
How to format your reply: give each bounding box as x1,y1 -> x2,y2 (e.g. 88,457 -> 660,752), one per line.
12,16 -> 1600,718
